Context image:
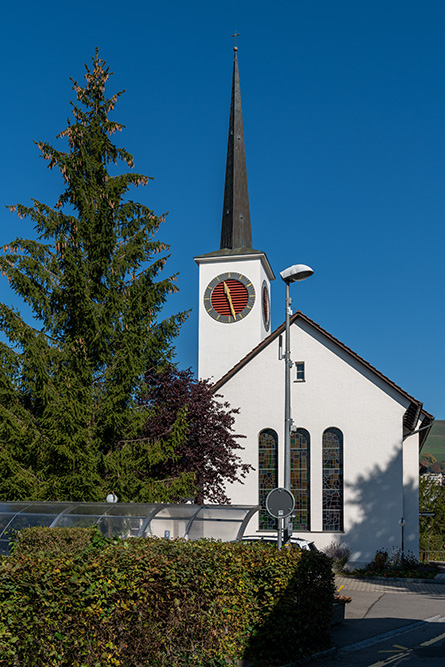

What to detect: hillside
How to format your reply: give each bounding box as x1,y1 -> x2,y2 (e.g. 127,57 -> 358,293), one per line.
420,420 -> 445,470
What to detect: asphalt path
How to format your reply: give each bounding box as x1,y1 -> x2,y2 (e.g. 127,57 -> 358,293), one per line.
310,576 -> 445,667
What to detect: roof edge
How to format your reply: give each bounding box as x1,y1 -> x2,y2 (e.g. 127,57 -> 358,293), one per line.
194,249 -> 275,281
212,311 -> 431,422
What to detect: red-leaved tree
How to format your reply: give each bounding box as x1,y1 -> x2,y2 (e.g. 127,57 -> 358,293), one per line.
142,366 -> 252,503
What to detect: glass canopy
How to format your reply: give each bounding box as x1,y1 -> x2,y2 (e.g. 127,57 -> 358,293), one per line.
0,502 -> 258,555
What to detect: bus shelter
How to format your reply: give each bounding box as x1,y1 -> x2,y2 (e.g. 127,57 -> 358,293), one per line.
0,502 -> 258,555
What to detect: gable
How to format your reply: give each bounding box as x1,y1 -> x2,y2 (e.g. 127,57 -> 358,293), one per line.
212,311 -> 433,436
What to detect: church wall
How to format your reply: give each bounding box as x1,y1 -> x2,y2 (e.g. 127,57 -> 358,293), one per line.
197,255 -> 270,382
194,44 -> 425,566
218,318 -> 416,567
402,429 -> 420,558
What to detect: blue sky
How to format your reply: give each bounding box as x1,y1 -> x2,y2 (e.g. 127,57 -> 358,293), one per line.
1,1 -> 444,418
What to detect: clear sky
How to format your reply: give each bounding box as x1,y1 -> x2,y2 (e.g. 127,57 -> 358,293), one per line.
1,1 -> 444,418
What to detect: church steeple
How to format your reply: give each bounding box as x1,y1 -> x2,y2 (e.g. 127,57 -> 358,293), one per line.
220,44 -> 252,250
194,41 -> 275,382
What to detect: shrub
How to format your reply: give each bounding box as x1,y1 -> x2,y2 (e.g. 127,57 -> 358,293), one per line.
10,526 -> 106,556
353,547 -> 438,579
369,548 -> 389,571
0,528 -> 335,666
323,541 -> 351,573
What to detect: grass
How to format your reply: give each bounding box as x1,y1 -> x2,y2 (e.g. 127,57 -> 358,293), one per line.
420,420 -> 445,464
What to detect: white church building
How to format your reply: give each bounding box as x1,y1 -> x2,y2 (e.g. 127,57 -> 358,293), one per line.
194,47 -> 433,567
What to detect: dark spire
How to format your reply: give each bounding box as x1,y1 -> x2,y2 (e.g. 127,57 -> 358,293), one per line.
220,44 -> 252,250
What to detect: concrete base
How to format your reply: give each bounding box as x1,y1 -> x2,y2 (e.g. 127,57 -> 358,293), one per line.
331,602 -> 346,626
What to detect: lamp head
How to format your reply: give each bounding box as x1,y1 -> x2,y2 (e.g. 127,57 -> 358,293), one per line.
280,264 -> 314,284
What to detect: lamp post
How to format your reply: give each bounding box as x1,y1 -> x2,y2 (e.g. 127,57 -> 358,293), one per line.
279,264 -> 314,537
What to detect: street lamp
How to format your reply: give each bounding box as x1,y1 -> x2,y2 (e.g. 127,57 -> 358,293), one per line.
280,264 -> 314,535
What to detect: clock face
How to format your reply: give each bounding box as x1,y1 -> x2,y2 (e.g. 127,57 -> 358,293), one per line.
262,281 -> 270,331
204,272 -> 255,323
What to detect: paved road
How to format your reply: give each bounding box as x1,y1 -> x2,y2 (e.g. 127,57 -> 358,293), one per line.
310,576 -> 445,666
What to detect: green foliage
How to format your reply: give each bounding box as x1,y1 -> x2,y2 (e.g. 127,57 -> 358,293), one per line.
419,475 -> 445,559
10,526 -> 107,557
0,51 -> 189,502
0,528 -> 335,666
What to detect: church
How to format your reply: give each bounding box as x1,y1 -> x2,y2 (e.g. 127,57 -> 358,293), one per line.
194,46 -> 433,567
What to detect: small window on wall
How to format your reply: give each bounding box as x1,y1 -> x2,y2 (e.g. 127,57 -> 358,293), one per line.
258,429 -> 278,530
294,362 -> 305,382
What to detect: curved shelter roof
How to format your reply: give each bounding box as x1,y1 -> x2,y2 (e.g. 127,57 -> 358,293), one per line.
0,502 -> 258,555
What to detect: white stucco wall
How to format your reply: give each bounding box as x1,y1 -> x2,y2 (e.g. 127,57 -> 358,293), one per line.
215,317 -> 418,567
196,254 -> 272,382
402,429 -> 421,558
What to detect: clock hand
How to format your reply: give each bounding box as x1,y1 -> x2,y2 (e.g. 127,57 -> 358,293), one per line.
223,281 -> 236,318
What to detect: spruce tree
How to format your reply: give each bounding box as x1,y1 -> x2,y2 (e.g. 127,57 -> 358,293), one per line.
0,50 -> 189,502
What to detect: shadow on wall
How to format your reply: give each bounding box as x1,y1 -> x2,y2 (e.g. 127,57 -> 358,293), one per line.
342,446 -> 417,567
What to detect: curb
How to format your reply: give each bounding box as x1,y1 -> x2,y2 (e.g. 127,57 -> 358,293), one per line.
305,647 -> 337,663
273,646 -> 337,666
235,647 -> 337,667
337,574 -> 445,585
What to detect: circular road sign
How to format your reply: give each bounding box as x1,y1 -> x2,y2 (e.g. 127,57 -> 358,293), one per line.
266,487 -> 295,519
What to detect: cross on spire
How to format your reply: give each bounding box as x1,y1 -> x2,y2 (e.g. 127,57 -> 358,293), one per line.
232,30 -> 240,51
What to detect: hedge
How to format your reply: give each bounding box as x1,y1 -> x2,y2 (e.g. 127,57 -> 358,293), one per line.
11,526 -> 100,556
0,528 -> 335,666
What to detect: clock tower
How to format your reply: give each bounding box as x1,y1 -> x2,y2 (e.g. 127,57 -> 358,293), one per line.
195,45 -> 275,381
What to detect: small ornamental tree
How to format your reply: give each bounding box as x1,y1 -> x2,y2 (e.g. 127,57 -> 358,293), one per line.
0,51 -> 190,502
141,366 -> 252,503
419,475 -> 445,558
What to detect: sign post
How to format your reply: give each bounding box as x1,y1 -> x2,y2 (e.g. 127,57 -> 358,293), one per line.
266,487 -> 295,550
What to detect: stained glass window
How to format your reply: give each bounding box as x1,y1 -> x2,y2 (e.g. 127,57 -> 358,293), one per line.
258,429 -> 278,530
322,428 -> 343,531
290,428 -> 310,530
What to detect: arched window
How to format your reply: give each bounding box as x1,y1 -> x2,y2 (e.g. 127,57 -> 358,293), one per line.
290,428 -> 310,531
322,428 -> 344,531
258,429 -> 278,530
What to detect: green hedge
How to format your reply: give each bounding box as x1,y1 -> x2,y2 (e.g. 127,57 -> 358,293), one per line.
0,528 -> 334,666
11,526 -> 100,556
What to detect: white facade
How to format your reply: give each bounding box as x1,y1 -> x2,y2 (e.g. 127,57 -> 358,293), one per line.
207,312 -> 430,568
195,252 -> 274,381
194,46 -> 432,568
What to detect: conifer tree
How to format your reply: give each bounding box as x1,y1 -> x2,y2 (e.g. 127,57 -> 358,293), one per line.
0,51 -> 190,502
